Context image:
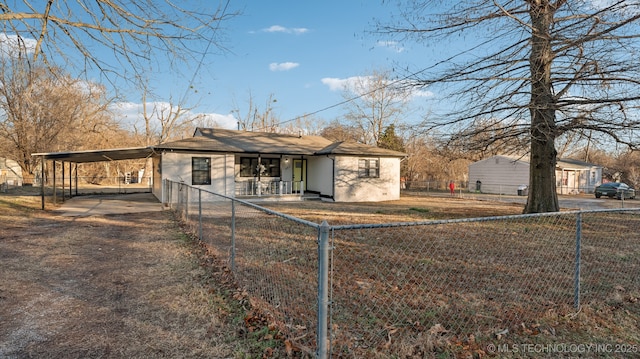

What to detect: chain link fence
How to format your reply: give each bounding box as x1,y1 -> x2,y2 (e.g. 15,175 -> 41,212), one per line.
165,180 -> 640,358
328,211 -> 640,356
165,180 -> 322,355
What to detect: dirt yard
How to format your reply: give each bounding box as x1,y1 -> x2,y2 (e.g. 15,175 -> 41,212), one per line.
0,192 -> 257,359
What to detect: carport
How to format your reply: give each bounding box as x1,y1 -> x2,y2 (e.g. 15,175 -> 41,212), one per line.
32,147 -> 155,210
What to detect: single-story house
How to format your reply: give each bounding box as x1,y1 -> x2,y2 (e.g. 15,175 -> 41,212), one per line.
0,157 -> 23,188
468,155 -> 603,195
33,128 -> 407,203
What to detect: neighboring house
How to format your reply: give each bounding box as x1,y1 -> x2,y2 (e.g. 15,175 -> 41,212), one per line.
151,128 -> 407,202
555,158 -> 603,195
468,155 -> 603,195
0,157 -> 23,188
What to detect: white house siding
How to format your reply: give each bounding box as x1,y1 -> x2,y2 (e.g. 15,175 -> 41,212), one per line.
306,156 -> 334,198
158,152 -> 234,201
468,156 -> 529,195
333,156 -> 400,202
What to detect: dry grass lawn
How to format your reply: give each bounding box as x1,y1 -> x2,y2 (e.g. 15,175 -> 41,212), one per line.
261,193 -> 525,223
0,192 -> 261,359
2,189 -> 637,359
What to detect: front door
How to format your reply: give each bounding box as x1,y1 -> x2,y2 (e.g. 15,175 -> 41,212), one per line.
567,171 -> 576,192
292,159 -> 307,192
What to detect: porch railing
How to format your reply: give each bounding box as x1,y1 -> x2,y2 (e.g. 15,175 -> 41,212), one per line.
235,180 -> 304,197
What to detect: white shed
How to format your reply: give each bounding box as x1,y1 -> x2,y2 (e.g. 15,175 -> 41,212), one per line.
468,155 -> 529,195
468,155 -> 603,195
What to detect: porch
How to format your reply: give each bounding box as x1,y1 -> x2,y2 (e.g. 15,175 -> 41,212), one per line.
234,179 -> 319,201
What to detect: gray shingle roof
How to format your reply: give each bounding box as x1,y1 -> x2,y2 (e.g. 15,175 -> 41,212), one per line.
316,141 -> 407,157
153,128 -> 406,157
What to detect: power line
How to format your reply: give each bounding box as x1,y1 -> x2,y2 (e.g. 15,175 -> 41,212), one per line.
254,36 -> 495,132
179,0 -> 231,106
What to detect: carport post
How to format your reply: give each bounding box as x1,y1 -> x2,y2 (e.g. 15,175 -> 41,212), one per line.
62,161 -> 65,202
40,158 -> 45,210
75,163 -> 78,196
52,161 -> 57,205
68,162 -> 72,198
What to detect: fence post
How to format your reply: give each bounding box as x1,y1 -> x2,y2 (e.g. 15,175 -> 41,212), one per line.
231,200 -> 236,273
198,189 -> 203,241
185,185 -> 189,221
317,221 -> 330,359
574,212 -> 582,309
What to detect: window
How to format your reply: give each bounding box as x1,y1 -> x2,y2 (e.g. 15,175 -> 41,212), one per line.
358,158 -> 379,178
239,157 -> 281,177
192,157 -> 211,185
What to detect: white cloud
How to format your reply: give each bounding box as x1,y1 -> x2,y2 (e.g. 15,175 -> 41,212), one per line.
321,76 -> 366,92
413,89 -> 434,98
197,113 -> 239,129
376,40 -> 404,53
110,102 -> 238,130
262,25 -> 309,34
321,76 -> 433,99
0,34 -> 37,56
111,102 -> 143,122
269,62 -> 299,71
589,0 -> 640,14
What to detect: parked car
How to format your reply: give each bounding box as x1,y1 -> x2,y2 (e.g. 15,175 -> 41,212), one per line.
594,182 -> 636,199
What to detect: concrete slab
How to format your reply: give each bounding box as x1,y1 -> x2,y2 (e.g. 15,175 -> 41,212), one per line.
55,192 -> 164,217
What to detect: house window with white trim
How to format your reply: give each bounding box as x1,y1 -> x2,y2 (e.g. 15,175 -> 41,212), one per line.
192,157 -> 211,185
239,157 -> 281,177
358,158 -> 379,178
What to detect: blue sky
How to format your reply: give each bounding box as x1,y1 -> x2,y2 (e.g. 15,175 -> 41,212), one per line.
115,0 -> 438,131
4,1 -> 627,137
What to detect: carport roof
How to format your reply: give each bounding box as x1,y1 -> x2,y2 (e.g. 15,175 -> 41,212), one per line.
32,147 -> 155,163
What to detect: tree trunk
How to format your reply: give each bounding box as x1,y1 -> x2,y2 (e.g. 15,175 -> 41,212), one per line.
524,1 -> 560,213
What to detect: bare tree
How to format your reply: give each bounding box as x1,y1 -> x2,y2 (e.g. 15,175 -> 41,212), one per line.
136,90 -> 205,146
0,53 -> 115,175
320,121 -> 361,142
614,150 -> 640,188
0,1 -> 235,90
403,135 -> 432,184
403,133 -> 470,185
341,69 -> 412,145
378,0 -> 640,213
447,118 -> 529,161
232,92 -> 280,132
